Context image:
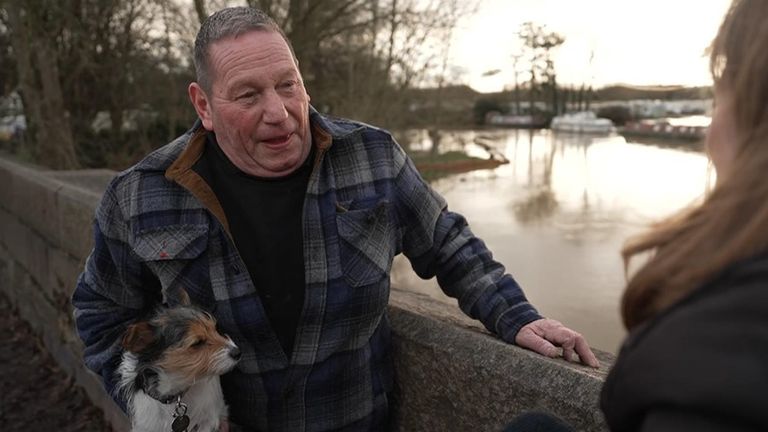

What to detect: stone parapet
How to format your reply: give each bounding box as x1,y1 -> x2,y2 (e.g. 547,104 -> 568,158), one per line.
0,157 -> 130,431
389,288 -> 610,431
0,154 -> 611,431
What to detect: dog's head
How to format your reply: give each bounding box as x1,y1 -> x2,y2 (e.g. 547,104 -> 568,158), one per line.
121,305 -> 240,398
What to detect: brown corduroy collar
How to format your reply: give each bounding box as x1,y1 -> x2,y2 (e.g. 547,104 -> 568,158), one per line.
164,122 -> 331,235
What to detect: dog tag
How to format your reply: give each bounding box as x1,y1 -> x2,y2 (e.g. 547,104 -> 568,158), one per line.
171,414 -> 190,432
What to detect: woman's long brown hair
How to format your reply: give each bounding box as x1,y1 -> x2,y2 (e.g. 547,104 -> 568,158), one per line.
621,0 -> 768,330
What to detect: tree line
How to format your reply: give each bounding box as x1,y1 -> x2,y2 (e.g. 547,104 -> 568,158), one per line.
0,0 -> 474,170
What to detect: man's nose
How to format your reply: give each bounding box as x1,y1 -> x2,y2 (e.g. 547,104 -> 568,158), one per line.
262,91 -> 289,124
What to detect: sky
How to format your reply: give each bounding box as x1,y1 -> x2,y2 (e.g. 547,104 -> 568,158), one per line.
451,0 -> 732,93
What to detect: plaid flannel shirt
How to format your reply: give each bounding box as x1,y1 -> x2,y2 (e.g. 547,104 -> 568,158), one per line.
72,108 -> 541,431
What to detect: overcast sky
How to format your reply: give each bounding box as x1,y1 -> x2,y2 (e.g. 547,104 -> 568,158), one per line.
451,0 -> 732,92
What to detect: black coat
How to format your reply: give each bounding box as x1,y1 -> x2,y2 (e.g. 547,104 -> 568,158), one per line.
601,252 -> 768,432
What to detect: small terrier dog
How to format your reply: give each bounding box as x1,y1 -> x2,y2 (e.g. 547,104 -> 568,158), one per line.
118,297 -> 240,432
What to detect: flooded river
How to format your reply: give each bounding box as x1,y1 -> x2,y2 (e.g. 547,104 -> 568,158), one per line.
391,125 -> 712,353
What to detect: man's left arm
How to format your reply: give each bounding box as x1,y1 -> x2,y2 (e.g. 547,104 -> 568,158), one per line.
390,142 -> 598,367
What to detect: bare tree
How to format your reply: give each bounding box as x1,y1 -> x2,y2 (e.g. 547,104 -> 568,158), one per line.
193,0 -> 208,24
0,12 -> 15,98
518,22 -> 565,116
4,0 -> 79,169
426,0 -> 477,153
0,0 -> 476,169
2,0 -> 200,169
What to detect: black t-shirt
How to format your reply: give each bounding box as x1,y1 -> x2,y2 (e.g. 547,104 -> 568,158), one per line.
192,133 -> 312,358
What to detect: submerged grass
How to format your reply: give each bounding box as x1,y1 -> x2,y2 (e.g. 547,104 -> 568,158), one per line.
408,150 -> 506,182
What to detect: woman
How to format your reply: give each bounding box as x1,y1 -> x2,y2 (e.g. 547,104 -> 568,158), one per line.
601,1 -> 768,430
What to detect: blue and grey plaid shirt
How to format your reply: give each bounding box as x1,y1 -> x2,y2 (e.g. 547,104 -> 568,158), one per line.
72,108 -> 541,431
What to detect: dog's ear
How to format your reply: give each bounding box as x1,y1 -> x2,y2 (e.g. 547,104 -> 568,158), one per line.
177,288 -> 191,306
163,287 -> 191,307
122,321 -> 155,353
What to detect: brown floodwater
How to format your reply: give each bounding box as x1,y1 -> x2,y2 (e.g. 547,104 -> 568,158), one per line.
391,125 -> 712,353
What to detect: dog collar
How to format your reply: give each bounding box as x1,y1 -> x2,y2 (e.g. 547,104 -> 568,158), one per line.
144,387 -> 184,405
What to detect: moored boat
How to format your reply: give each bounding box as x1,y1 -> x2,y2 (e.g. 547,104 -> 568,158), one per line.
550,111 -> 615,134
484,112 -> 548,129
620,120 -> 707,142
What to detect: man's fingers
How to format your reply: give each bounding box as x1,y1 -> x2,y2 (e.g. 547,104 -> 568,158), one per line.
574,335 -> 600,368
548,330 -> 577,363
517,319 -> 600,368
516,327 -> 559,358
549,328 -> 599,368
562,346 -> 577,363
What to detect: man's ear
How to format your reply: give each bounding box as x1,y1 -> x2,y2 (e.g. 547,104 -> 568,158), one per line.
122,321 -> 155,353
188,82 -> 214,131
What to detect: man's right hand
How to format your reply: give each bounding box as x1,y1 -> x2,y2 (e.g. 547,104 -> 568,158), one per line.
515,318 -> 600,368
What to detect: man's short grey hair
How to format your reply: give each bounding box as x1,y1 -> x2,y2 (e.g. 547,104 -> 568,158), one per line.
193,7 -> 296,93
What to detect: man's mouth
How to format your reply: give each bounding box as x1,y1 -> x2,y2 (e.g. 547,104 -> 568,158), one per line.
263,133 -> 292,146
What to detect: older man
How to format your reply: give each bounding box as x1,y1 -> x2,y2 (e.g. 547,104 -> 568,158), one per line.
73,7 -> 597,432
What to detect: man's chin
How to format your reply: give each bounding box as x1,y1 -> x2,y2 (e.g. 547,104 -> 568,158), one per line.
258,155 -> 305,177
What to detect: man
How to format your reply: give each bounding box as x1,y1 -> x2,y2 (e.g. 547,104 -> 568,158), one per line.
73,7 -> 598,432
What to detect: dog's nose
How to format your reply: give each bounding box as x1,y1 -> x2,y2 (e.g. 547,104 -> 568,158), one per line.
230,346 -> 242,361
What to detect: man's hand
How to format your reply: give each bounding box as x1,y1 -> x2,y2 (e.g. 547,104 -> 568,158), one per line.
515,319 -> 600,368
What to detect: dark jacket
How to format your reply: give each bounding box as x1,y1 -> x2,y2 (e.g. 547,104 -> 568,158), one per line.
601,252 -> 768,431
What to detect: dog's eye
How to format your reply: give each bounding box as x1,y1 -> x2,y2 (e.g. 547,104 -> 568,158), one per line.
191,338 -> 206,348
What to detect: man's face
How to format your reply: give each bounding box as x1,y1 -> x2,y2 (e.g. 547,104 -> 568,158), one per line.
189,30 -> 311,177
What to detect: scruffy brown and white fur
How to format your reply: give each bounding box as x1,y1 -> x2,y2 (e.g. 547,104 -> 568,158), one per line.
118,304 -> 240,432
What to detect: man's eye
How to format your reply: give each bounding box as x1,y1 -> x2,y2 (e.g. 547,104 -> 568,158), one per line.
236,91 -> 256,100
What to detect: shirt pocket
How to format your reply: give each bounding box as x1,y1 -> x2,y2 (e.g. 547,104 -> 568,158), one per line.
132,224 -> 209,262
336,196 -> 394,287
131,224 -> 210,303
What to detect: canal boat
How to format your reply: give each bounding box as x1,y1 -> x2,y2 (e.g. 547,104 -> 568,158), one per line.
550,111 -> 616,134
484,112 -> 549,129
620,119 -> 707,142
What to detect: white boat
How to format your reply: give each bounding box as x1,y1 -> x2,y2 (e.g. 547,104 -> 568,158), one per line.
484,112 -> 548,129
550,111 -> 615,134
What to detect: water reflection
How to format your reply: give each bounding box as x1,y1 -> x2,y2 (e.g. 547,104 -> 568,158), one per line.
392,126 -> 711,353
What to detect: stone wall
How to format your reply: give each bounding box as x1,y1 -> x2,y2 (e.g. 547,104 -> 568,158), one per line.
0,157 -> 130,431
0,155 -> 611,431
